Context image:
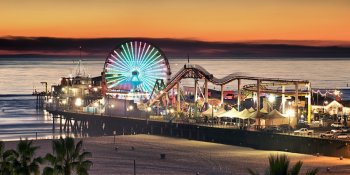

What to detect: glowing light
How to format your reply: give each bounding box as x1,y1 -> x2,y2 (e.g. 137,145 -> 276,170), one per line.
75,98 -> 82,107
111,104 -> 115,108
48,98 -> 53,103
268,95 -> 275,103
147,107 -> 152,112
104,41 -> 170,96
334,90 -> 340,96
128,105 -> 134,110
170,108 -> 175,113
93,87 -> 98,92
286,109 -> 295,117
324,101 -> 328,105
62,100 -> 67,104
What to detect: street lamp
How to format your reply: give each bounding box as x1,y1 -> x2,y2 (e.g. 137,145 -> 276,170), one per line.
211,105 -> 216,126
324,100 -> 328,114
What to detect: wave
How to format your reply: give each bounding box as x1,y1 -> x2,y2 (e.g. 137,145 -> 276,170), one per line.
0,94 -> 33,97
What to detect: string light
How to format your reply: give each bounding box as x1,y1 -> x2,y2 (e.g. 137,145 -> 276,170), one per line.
312,89 -> 342,97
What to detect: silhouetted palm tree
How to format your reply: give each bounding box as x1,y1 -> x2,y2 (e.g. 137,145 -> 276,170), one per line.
43,137 -> 92,175
247,154 -> 319,175
11,139 -> 43,175
0,141 -> 16,175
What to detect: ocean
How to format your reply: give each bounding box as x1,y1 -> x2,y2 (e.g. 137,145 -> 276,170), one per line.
1,57 -> 350,140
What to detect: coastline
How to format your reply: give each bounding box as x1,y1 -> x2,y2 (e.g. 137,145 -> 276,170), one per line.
2,135 -> 350,175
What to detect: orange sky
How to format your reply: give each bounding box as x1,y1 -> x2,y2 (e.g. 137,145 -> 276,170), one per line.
1,0 -> 350,42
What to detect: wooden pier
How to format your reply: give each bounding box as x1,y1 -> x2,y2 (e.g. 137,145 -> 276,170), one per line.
47,109 -> 350,159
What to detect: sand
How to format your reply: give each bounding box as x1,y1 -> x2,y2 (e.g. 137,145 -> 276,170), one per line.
3,135 -> 350,175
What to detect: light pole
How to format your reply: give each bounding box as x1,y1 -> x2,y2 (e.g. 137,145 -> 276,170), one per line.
286,109 -> 295,134
268,94 -> 275,110
109,104 -> 114,117
93,102 -> 98,114
75,98 -> 82,113
147,107 -> 152,121
128,105 -> 133,118
323,100 -> 328,114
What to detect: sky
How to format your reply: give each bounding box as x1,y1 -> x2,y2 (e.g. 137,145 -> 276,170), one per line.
1,0 -> 350,42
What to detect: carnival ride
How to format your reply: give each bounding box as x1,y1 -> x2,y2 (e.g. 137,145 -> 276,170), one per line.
103,41 -> 171,101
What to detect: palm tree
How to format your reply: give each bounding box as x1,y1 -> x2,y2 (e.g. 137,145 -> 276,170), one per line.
11,139 -> 43,175
247,154 -> 319,175
43,137 -> 92,175
0,141 -> 16,175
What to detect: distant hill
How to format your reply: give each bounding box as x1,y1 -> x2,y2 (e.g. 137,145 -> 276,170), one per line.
1,36 -> 350,58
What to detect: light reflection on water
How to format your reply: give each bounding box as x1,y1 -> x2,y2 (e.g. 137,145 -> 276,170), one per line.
0,95 -> 66,141
1,57 -> 350,140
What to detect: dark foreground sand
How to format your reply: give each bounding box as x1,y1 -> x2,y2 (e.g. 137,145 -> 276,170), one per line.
3,135 -> 350,175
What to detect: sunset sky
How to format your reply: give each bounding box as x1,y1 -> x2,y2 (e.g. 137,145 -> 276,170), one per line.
1,0 -> 350,42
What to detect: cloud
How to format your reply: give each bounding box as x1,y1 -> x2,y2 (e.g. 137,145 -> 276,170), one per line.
0,36 -> 350,58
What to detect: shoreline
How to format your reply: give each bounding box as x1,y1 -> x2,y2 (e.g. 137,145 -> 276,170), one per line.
2,135 -> 350,175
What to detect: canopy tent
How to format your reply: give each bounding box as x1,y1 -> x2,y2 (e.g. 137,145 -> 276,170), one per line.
261,109 -> 296,126
202,107 -> 227,117
260,108 -> 268,114
217,108 -> 239,118
238,109 -> 253,119
265,109 -> 286,119
248,107 -> 255,113
219,108 -> 255,119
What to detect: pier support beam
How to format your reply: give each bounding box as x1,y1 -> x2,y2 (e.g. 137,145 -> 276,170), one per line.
204,79 -> 209,110
220,85 -> 224,106
205,79 -> 208,103
176,82 -> 180,113
237,79 -> 241,111
307,83 -> 312,123
257,80 -> 261,126
194,79 -> 198,102
282,85 -> 286,114
295,82 -> 299,119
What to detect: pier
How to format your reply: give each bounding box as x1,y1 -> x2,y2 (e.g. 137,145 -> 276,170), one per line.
47,109 -> 350,159
40,40 -> 350,160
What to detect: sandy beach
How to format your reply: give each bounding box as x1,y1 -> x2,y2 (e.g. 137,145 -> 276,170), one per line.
3,135 -> 350,175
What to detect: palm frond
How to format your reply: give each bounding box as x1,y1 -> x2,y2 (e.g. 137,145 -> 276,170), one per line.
289,161 -> 303,175
247,168 -> 260,175
305,168 -> 319,175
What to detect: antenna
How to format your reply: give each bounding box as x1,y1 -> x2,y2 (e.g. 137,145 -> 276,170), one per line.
74,46 -> 86,77
187,54 -> 190,64
79,46 -> 82,59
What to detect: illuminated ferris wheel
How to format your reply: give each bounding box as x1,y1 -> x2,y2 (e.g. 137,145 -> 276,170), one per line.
104,41 -> 171,97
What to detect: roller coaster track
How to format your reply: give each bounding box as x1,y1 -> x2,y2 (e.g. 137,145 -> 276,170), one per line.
149,64 -> 309,106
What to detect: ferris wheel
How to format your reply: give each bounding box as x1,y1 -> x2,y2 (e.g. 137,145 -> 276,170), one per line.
104,41 -> 171,96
